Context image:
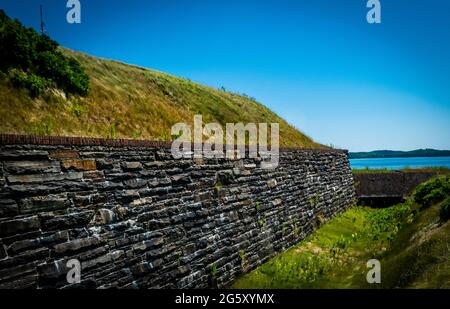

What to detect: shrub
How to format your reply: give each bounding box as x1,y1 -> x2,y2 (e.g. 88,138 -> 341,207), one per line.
0,9 -> 89,96
440,198 -> 450,221
413,177 -> 450,208
9,68 -> 51,97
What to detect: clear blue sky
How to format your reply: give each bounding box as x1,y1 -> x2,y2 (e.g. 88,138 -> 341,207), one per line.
1,0 -> 449,151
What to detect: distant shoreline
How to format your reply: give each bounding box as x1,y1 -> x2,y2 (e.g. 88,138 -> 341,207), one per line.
349,149 -> 450,159
349,157 -> 450,171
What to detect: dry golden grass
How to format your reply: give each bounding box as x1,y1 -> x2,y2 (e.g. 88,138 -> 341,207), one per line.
0,49 -> 323,148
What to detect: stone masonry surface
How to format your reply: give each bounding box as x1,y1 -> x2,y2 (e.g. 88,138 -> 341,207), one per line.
353,172 -> 437,198
0,135 -> 355,289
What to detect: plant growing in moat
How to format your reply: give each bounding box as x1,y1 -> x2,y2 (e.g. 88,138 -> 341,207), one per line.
255,202 -> 262,212
210,262 -> 218,278
309,193 -> 320,208
239,250 -> 249,271
281,223 -> 288,237
239,250 -> 246,261
257,218 -> 265,228
214,181 -> 223,192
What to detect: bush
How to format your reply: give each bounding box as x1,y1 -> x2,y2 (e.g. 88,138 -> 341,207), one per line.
9,68 -> 51,97
0,9 -> 89,96
37,50 -> 90,95
413,177 -> 450,208
440,198 -> 450,221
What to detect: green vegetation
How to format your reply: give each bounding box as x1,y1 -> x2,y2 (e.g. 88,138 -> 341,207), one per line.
413,176 -> 450,208
349,149 -> 450,159
0,11 -> 321,148
211,262 -> 218,278
232,176 -> 450,289
255,202 -> 262,212
0,10 -> 89,97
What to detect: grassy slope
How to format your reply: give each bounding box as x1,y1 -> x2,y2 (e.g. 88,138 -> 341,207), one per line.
232,186 -> 450,288
0,49 -> 322,148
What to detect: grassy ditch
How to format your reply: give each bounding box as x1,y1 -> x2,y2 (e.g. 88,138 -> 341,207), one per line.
232,176 -> 450,289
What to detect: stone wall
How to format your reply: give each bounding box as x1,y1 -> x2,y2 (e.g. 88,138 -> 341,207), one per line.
0,135 -> 355,289
354,171 -> 436,207
354,171 -> 438,198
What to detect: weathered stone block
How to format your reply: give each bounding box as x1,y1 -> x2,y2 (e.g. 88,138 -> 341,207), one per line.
0,150 -> 49,161
132,237 -> 164,253
92,209 -> 116,225
148,178 -> 171,188
272,198 -> 282,206
0,243 -> 7,259
0,199 -> 19,218
20,193 -> 70,214
129,197 -> 153,207
0,263 -> 37,283
0,216 -> 40,237
83,170 -> 105,181
96,181 -> 123,191
130,261 -> 155,276
61,159 -> 96,171
216,170 -> 234,185
194,192 -> 211,203
71,192 -> 106,207
40,211 -> 94,231
7,238 -> 41,255
4,161 -> 61,174
7,172 -> 83,184
122,162 -> 143,171
171,174 -> 191,185
38,259 -> 68,279
82,250 -> 124,270
96,158 -> 114,169
49,150 -> 79,159
109,208 -> 126,222
124,178 -> 147,188
267,179 -> 277,188
116,189 -> 140,201
0,273 -> 38,289
53,236 -> 102,255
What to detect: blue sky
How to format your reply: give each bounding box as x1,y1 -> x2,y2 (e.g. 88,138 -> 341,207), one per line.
1,0 -> 449,151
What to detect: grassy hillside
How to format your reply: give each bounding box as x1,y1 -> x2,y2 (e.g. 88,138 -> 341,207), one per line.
233,176 -> 450,288
0,48 -> 322,148
350,149 -> 450,159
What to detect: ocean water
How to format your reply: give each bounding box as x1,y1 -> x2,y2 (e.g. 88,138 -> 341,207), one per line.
349,156 -> 450,170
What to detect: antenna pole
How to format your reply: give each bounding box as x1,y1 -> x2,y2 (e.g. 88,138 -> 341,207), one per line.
40,5 -> 45,34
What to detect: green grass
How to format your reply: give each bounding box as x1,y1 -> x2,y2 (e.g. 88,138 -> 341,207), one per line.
232,177 -> 450,289
0,49 -> 323,149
